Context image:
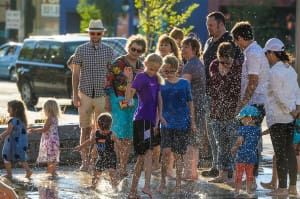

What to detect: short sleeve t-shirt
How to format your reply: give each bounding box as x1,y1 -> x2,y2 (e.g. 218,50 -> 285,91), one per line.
132,72 -> 160,125
160,78 -> 192,130
241,41 -> 269,105
235,125 -> 261,163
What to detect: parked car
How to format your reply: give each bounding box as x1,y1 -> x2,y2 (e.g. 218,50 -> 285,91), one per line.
0,42 -> 22,81
15,35 -> 127,106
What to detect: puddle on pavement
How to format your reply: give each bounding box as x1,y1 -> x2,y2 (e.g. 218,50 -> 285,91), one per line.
3,165 -> 299,199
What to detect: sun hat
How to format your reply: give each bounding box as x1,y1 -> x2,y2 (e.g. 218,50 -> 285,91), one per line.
236,105 -> 259,120
85,19 -> 106,32
263,38 -> 285,52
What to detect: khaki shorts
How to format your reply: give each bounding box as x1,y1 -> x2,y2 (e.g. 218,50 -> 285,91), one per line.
78,91 -> 106,128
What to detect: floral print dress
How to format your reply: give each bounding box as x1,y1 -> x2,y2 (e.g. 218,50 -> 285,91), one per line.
37,117 -> 60,163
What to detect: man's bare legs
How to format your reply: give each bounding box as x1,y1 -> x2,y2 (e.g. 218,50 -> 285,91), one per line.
80,127 -> 92,171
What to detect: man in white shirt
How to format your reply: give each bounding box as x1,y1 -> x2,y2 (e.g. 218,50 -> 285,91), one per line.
231,21 -> 270,189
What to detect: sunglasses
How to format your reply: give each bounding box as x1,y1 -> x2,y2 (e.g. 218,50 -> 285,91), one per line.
219,61 -> 232,65
162,70 -> 176,74
131,47 -> 143,53
89,32 -> 103,36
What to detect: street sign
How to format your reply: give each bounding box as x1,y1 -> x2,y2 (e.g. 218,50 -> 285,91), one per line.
5,10 -> 20,30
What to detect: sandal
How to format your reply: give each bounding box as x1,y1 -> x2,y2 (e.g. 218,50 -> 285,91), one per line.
260,182 -> 276,190
208,176 -> 226,183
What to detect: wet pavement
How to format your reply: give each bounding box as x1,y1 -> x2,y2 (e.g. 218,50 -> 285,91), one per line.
2,131 -> 300,199
0,80 -> 298,198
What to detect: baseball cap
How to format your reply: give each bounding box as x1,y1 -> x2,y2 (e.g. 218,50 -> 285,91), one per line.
236,105 -> 259,120
263,38 -> 285,52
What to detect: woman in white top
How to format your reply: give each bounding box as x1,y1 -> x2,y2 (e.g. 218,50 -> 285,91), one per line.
264,38 -> 299,196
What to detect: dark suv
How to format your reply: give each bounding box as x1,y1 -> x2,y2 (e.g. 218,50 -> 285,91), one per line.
16,35 -> 127,106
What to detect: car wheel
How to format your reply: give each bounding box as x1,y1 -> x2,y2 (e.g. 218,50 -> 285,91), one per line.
9,67 -> 17,81
20,80 -> 38,106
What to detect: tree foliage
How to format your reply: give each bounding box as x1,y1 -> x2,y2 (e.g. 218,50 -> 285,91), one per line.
134,0 -> 199,49
77,0 -> 101,33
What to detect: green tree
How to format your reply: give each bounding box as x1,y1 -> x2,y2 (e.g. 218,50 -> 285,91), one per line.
134,0 -> 199,50
94,0 -> 117,36
226,0 -> 281,48
77,0 -> 101,33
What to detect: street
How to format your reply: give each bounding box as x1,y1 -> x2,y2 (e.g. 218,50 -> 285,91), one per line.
0,79 -> 77,124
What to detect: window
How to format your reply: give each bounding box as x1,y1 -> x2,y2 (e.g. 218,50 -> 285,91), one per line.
32,42 -> 50,62
18,41 -> 36,61
0,46 -> 9,57
48,43 -> 64,64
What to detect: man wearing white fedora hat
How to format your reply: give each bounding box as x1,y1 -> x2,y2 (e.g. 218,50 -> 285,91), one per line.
72,19 -> 114,171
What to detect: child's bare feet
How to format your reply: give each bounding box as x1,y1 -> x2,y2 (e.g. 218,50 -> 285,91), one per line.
141,187 -> 153,198
156,183 -> 165,194
174,186 -> 181,193
25,170 -> 32,179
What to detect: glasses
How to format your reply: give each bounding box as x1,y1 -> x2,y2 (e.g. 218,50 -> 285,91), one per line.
131,47 -> 143,53
162,70 -> 176,74
89,32 -> 103,36
219,61 -> 232,65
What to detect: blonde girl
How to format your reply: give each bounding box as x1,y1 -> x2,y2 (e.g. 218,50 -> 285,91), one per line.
125,53 -> 165,199
29,99 -> 61,178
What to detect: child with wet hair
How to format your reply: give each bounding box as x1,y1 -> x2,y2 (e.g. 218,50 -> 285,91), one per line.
231,105 -> 261,196
74,112 -> 119,189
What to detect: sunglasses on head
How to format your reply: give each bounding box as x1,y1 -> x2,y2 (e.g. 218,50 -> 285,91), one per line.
89,32 -> 103,36
131,47 -> 143,53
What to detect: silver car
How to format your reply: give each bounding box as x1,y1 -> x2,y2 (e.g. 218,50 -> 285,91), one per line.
0,42 -> 22,81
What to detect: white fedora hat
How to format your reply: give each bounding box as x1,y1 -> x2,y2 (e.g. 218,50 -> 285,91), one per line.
85,19 -> 106,32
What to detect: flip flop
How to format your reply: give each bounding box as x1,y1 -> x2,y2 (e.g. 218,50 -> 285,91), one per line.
208,177 -> 226,183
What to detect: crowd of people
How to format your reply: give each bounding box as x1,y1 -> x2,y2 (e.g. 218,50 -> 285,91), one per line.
0,11 -> 299,198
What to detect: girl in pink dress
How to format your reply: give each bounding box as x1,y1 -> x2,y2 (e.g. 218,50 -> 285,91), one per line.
29,99 -> 61,178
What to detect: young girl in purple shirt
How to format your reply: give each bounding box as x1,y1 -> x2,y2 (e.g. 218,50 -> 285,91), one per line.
125,53 -> 165,199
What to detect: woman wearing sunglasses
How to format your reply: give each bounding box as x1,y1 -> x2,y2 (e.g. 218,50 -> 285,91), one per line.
104,34 -> 147,179
207,42 -> 242,184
